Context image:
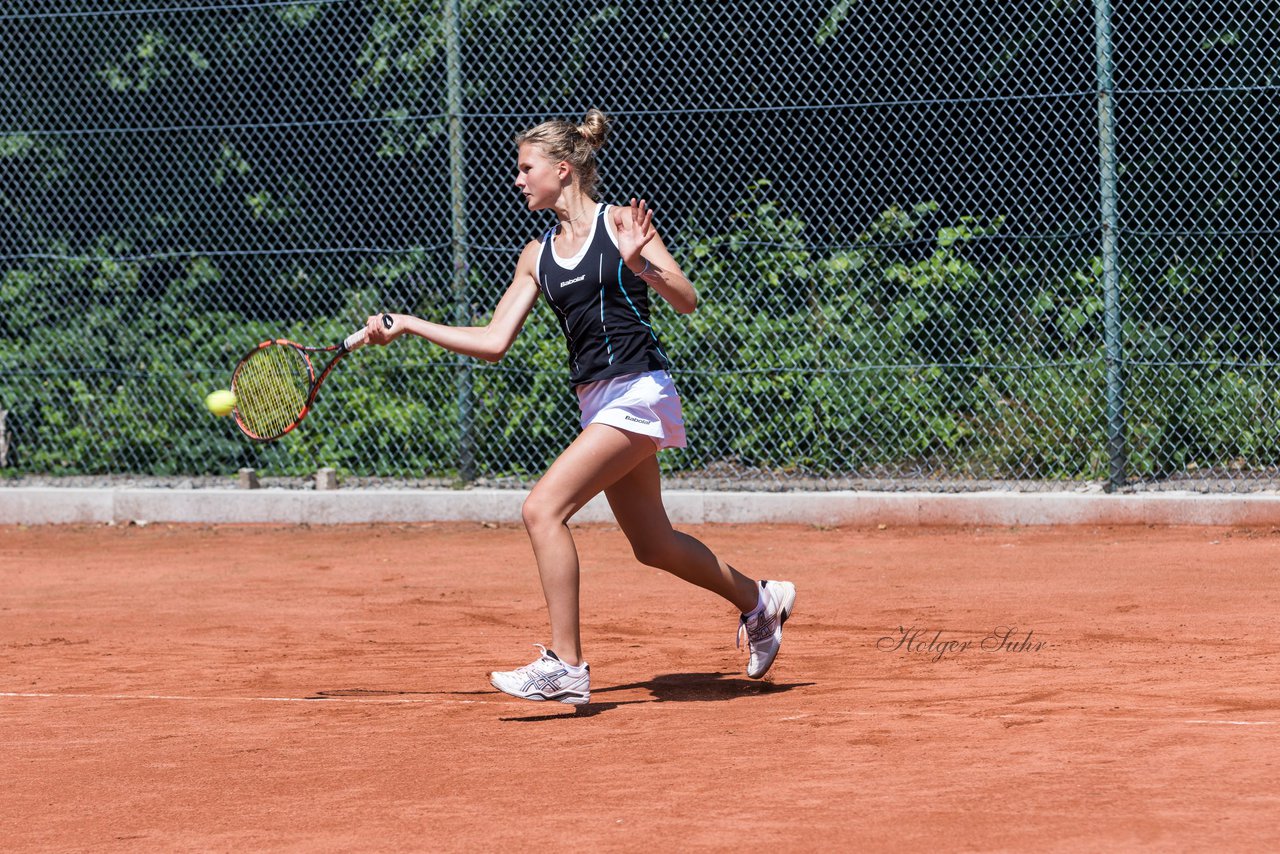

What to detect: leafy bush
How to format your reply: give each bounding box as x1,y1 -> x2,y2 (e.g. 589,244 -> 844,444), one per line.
2,198 -> 1276,483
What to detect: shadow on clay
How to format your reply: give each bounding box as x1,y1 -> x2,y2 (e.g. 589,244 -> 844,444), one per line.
497,672 -> 815,721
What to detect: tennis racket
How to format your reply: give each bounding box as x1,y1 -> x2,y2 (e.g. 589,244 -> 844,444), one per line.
231,313 -> 393,442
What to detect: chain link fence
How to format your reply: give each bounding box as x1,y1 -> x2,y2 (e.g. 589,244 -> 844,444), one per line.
1,1 -> 1277,491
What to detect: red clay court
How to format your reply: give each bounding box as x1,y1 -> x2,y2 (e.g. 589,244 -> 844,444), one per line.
3,521 -> 1278,851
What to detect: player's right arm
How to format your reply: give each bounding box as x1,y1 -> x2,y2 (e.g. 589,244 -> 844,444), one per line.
363,240 -> 542,363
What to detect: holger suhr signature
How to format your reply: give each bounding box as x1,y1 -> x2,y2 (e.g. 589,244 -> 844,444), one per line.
877,626 -> 1046,662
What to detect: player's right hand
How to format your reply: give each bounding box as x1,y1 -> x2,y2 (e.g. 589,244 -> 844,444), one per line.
365,313 -> 399,345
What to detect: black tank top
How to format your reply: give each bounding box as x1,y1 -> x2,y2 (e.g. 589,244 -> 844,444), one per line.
536,204 -> 670,387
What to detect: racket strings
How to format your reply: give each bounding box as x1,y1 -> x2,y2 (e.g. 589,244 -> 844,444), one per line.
234,345 -> 311,439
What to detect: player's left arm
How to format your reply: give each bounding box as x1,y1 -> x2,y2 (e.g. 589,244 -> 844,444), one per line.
613,198 -> 697,315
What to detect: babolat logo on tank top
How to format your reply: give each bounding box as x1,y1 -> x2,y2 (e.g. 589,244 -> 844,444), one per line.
536,204 -> 672,388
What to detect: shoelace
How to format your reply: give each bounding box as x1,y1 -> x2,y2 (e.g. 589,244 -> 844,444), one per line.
506,643 -> 585,684
736,608 -> 774,649
502,643 -> 555,676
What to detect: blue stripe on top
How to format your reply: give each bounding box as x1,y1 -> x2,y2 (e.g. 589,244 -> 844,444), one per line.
616,260 -> 669,369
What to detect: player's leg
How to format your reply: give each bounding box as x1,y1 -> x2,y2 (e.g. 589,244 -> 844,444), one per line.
605,455 -> 796,679
489,424 -> 655,704
603,454 -> 759,611
519,422 -> 657,665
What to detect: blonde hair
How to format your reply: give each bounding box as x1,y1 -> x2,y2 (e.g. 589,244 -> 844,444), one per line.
515,109 -> 610,198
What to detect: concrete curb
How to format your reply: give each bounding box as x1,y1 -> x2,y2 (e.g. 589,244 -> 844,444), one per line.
3,487 -> 1280,526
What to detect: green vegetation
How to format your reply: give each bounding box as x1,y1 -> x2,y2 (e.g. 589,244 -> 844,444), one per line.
3,195 -> 1276,481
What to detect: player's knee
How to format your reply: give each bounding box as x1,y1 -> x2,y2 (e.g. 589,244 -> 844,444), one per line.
521,493 -> 564,533
520,495 -> 544,531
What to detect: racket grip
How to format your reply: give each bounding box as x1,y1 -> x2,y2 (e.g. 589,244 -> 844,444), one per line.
344,328 -> 369,351
343,313 -> 394,352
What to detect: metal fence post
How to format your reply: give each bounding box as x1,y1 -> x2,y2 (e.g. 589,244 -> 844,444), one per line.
445,0 -> 475,482
1095,0 -> 1127,492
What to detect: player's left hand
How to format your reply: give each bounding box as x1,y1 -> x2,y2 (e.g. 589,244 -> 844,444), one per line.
614,197 -> 655,271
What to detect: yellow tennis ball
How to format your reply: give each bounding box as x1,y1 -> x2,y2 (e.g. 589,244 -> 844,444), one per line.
205,389 -> 236,417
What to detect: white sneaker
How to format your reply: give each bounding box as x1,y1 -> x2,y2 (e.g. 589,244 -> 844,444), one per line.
489,644 -> 590,705
737,580 -> 797,679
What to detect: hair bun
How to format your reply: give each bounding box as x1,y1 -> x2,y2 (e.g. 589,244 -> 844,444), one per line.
578,109 -> 610,150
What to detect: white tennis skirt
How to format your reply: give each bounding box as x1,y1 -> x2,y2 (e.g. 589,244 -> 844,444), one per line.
576,370 -> 687,450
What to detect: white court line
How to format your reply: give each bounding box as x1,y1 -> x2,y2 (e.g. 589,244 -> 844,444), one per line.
2,692 -> 1275,725
0,691 -> 489,706
780,710 -> 1277,726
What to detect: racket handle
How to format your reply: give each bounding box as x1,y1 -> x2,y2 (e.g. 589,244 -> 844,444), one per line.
343,313 -> 394,352
343,328 -> 370,351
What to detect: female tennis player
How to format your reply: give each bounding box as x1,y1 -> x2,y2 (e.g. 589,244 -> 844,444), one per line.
362,110 -> 795,705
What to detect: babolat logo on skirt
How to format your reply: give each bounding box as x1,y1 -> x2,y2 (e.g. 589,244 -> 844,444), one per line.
624,415 -> 653,424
